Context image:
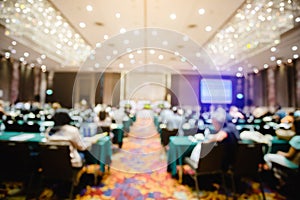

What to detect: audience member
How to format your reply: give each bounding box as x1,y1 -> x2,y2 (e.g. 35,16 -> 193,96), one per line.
264,135 -> 300,170
206,107 -> 240,144
46,124 -> 107,168
205,107 -> 240,170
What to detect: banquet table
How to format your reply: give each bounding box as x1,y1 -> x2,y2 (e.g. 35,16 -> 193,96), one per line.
0,131 -> 112,173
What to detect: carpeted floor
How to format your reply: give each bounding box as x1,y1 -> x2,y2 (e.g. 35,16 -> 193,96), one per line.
76,118 -> 288,200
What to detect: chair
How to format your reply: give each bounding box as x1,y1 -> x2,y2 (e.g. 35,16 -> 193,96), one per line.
38,142 -> 81,199
229,142 -> 266,200
184,143 -> 227,199
0,141 -> 35,193
23,121 -> 41,132
182,127 -> 198,136
161,128 -> 178,146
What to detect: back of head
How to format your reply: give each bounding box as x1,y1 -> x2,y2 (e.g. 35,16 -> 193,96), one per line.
211,107 -> 227,124
53,110 -> 72,126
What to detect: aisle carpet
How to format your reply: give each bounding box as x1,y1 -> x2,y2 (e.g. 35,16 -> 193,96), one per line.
77,118 -> 287,200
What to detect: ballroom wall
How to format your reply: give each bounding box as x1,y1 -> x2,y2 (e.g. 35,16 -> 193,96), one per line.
0,58 -> 299,109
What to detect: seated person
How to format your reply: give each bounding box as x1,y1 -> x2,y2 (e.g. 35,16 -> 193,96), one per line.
205,107 -> 240,170
206,107 -> 240,144
46,125 -> 107,168
264,135 -> 300,170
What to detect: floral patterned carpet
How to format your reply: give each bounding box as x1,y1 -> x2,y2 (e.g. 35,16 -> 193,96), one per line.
77,118 -> 287,200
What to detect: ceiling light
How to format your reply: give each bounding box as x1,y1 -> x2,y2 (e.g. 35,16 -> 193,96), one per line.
238,67 -> 243,71
128,54 -> 134,59
120,28 -> 126,34
198,8 -> 205,15
86,5 -> 93,12
205,0 -> 299,68
137,49 -> 142,54
296,17 -> 300,23
24,52 -> 29,57
236,72 -> 242,77
113,50 -> 118,55
41,65 -> 46,71
19,57 -> 25,62
119,63 -> 124,68
263,64 -> 269,68
79,22 -> 86,28
158,55 -> 164,60
96,42 -> 102,48
11,49 -> 16,54
270,56 -> 276,61
11,41 -> 17,45
170,13 -> 176,20
0,0 -> 92,66
205,26 -> 212,32
162,41 -> 168,46
270,47 -> 277,52
293,54 -> 299,59
115,13 -> 121,18
292,46 -> 298,51
149,49 -> 155,54
274,39 -> 280,44
287,59 -> 293,63
94,63 -> 100,68
104,35 -> 109,40
253,68 -> 259,74
4,52 -> 10,59
130,59 -> 135,64
276,60 -> 282,65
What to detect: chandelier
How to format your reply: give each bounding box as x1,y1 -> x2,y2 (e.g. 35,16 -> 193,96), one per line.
0,0 -> 92,66
205,0 -> 300,69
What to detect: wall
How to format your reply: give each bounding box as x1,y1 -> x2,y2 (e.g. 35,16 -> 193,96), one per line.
0,59 -> 12,101
49,72 -> 120,108
123,72 -> 167,102
103,73 -> 120,106
171,74 -> 199,107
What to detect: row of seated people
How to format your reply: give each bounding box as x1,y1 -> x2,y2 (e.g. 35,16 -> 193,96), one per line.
163,107 -> 300,198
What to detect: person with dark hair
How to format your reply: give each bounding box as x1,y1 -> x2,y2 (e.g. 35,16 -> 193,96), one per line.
46,124 -> 107,168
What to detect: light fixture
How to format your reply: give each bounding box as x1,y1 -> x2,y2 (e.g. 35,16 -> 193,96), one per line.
79,22 -> 86,28
205,0 -> 300,68
169,13 -> 176,20
86,5 -> 93,12
292,46 -> 298,51
0,0 -> 92,66
198,8 -> 205,15
205,26 -> 212,32
115,13 -> 121,18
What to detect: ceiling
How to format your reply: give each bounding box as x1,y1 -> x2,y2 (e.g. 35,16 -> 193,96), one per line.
0,0 -> 300,76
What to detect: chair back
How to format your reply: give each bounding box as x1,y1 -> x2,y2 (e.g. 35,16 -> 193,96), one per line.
182,127 -> 198,136
232,142 -> 264,177
39,142 -> 74,181
161,128 -> 178,146
0,141 -> 33,181
196,142 -> 225,173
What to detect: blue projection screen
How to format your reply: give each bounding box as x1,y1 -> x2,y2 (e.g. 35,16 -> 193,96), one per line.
200,78 -> 232,104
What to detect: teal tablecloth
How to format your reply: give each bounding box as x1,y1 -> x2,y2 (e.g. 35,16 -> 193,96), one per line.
0,131 -> 111,172
90,136 -> 112,172
167,136 -> 198,176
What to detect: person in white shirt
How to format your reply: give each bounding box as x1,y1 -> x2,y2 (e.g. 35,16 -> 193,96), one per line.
46,125 -> 107,168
